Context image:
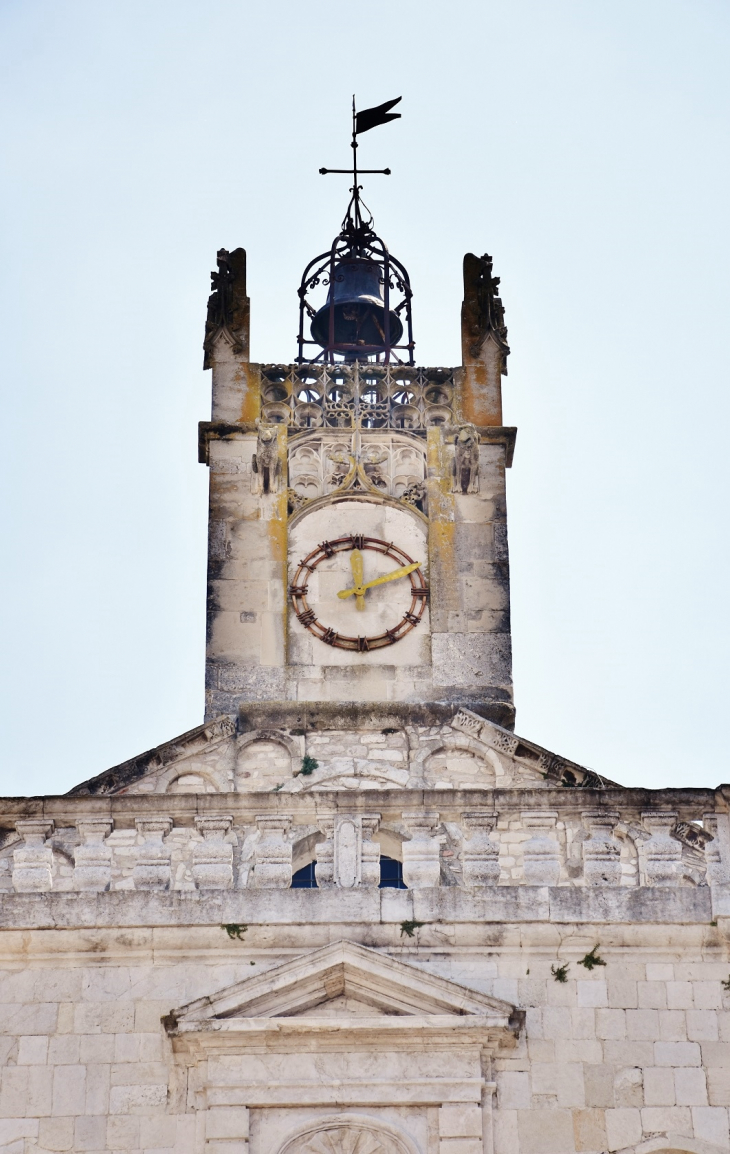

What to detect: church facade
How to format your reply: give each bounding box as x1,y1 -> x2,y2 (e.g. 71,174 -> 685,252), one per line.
1,193 -> 729,1154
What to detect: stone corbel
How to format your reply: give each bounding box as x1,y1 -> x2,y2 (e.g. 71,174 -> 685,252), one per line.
461,811 -> 500,887
12,820 -> 54,893
402,810 -> 441,889
133,818 -> 173,891
251,815 -> 292,888
73,819 -> 113,892
192,816 -> 234,890
521,811 -> 560,886
641,811 -> 682,887
581,810 -> 622,887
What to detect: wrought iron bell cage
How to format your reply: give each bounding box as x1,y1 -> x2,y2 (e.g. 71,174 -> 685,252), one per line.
297,195 -> 415,366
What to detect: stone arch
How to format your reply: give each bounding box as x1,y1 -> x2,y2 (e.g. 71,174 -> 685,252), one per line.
288,488 -> 427,529
277,1114 -> 420,1154
633,1140 -> 730,1154
235,730 -> 302,791
419,735 -> 497,789
375,826 -> 406,862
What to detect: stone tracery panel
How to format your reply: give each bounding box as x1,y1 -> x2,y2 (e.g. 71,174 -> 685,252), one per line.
288,432 -> 427,503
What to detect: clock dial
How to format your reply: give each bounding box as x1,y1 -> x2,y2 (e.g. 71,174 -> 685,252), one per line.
289,535 -> 428,651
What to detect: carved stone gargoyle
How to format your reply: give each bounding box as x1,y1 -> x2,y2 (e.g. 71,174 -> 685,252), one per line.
453,425 -> 480,494
251,423 -> 282,495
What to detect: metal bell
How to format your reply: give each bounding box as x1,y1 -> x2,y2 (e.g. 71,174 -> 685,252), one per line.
311,258 -> 404,353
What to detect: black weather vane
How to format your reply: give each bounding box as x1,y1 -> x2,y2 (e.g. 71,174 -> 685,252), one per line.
319,96 -> 401,233
297,96 -> 413,366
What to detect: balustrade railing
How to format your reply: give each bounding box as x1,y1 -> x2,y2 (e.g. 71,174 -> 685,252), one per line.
0,805 -> 726,895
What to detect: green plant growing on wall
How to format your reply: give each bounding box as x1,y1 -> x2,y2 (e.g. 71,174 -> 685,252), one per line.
578,945 -> 606,970
400,920 -> 425,938
221,924 -> 248,940
298,756 -> 319,777
551,963 -> 569,983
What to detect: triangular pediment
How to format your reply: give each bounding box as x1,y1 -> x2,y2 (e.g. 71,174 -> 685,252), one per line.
167,939 -> 517,1027
451,708 -> 622,789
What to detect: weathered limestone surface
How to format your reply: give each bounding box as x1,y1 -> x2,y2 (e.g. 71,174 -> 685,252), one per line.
2,251 -> 728,1154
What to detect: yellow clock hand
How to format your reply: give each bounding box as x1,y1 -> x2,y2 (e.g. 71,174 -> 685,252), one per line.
350,548 -> 365,611
337,562 -> 421,603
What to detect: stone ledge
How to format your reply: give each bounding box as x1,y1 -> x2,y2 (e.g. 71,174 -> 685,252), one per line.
0,885 -> 712,930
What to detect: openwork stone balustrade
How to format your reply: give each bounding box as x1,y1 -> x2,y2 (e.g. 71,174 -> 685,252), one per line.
1,795 -> 727,896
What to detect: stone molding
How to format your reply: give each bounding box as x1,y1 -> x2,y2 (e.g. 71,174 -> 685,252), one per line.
167,939 -> 521,1055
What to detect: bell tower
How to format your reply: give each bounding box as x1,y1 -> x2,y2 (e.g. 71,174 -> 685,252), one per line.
199,113 -> 516,728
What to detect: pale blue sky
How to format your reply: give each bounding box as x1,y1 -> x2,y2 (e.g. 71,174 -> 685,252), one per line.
1,0 -> 728,795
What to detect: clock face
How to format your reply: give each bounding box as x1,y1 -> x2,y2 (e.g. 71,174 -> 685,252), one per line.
289,534 -> 428,651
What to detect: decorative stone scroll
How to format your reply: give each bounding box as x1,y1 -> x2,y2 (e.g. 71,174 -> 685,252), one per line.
192,816 -> 234,890
73,819 -> 113,892
12,820 -> 54,893
461,810 -> 500,886
133,818 -> 173,891
581,811 -> 622,887
402,810 -> 441,889
252,815 -> 292,888
521,811 -> 561,886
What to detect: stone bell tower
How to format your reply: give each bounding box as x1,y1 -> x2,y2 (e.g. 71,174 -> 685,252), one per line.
200,202 -> 516,727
